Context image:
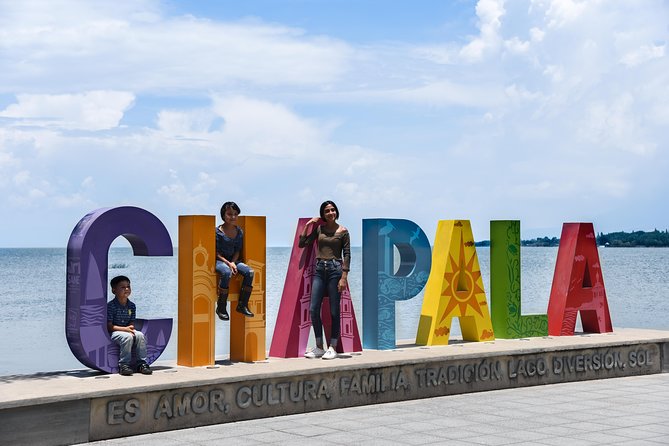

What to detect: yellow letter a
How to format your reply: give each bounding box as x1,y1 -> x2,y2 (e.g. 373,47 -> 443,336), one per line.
416,220 -> 494,345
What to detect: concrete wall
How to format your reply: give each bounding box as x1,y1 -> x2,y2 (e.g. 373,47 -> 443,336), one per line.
1,339 -> 667,444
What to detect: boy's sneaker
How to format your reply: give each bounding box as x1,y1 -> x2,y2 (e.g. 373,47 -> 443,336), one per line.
137,363 -> 153,375
304,346 -> 325,359
119,364 -> 134,376
322,346 -> 337,360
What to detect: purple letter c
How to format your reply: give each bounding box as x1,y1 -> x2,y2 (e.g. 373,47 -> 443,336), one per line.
65,206 -> 173,373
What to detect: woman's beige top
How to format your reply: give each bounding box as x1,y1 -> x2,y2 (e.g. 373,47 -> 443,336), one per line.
299,225 -> 351,271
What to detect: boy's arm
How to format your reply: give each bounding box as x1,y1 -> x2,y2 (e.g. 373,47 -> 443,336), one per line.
107,321 -> 135,334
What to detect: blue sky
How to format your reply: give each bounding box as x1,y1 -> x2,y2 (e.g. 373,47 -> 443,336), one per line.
0,0 -> 668,247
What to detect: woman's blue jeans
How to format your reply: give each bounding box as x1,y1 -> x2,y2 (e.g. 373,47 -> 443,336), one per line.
215,261 -> 254,289
310,259 -> 342,347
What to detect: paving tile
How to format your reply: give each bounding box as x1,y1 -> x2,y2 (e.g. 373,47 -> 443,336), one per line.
423,416 -> 479,429
246,430 -> 310,443
392,420 -> 445,433
618,441 -> 669,446
464,434 -> 518,445
501,429 -> 553,441
189,423 -> 273,438
635,424 -> 669,435
498,406 -> 559,418
604,426 -> 668,440
267,437 -> 338,446
491,418 -> 546,430
275,424 -> 340,437
592,415 -> 658,428
530,425 -> 585,437
537,415 -> 583,425
537,436 -> 597,446
192,436 -> 265,445
569,431 -> 643,443
514,443 -> 553,446
350,425 -> 408,439
627,414 -> 669,424
459,412 -> 508,424
311,431 -> 375,445
427,428 -> 490,440
390,432 -> 451,445
560,421 -> 615,431
462,423 -> 515,435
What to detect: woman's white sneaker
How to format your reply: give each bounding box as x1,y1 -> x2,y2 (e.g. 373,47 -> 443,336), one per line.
305,346 -> 325,358
322,346 -> 337,360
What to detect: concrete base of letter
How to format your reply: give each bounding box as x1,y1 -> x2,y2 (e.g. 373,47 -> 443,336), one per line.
1,328 -> 668,444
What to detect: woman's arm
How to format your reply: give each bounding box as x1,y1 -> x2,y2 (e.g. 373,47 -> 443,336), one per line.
340,229 -> 351,272
298,218 -> 321,248
338,229 -> 351,292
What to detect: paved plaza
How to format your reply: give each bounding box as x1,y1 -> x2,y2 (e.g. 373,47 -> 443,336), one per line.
84,373 -> 669,445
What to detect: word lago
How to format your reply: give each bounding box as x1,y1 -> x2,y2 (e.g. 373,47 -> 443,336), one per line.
66,208 -> 612,373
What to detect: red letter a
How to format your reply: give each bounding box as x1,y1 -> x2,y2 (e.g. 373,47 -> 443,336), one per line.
547,223 -> 613,336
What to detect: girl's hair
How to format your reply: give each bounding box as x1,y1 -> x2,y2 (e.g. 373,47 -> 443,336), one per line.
220,201 -> 241,219
319,200 -> 339,220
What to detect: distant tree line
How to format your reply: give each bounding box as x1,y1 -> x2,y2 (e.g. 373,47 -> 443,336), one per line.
597,229 -> 669,247
475,237 -> 559,247
475,230 -> 669,247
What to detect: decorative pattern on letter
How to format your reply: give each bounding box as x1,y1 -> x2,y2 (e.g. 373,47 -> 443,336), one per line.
547,223 -> 613,336
362,219 -> 431,350
65,207 -> 173,373
230,216 -> 267,362
270,218 -> 362,358
416,220 -> 493,345
490,220 -> 548,338
177,215 -> 216,366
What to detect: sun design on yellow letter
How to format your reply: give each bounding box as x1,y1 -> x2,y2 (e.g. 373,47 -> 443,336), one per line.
438,240 -> 485,324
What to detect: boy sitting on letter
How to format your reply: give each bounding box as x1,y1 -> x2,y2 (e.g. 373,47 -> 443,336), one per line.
107,275 -> 153,376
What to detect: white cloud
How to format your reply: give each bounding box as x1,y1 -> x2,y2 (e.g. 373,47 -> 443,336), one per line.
529,27 -> 545,42
0,2 -> 352,92
504,37 -> 530,54
6,167 -> 94,209
460,0 -> 506,62
13,170 -> 31,186
156,109 -> 216,135
156,171 -> 218,213
580,93 -> 656,155
412,45 -> 458,65
81,176 -> 94,188
211,95 -> 328,158
541,0 -> 589,29
359,80 -> 506,108
8,171 -> 49,208
542,65 -> 564,82
0,91 -> 135,130
1,0 -> 669,246
620,43 -> 665,67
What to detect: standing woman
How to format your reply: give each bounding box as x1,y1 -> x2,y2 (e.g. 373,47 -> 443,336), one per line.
215,201 -> 254,320
299,200 -> 350,360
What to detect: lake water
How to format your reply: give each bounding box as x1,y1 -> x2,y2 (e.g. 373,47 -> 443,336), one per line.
1,247 -> 668,376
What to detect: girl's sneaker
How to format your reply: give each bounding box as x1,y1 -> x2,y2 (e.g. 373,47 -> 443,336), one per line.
305,346 -> 325,358
322,346 -> 337,360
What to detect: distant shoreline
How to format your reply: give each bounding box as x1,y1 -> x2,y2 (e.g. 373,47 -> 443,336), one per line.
476,229 -> 669,248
